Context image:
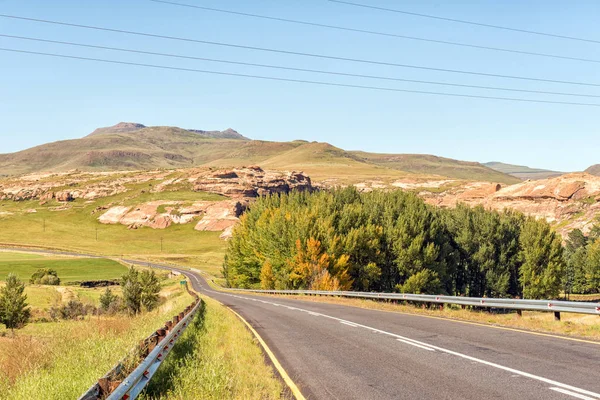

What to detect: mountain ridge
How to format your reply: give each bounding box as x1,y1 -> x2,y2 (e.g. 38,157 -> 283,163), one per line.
0,123 -> 519,184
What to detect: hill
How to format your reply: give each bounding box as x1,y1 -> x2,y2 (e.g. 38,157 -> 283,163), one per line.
585,164 -> 600,176
352,152 -> 521,185
0,122 -> 519,184
484,162 -> 563,180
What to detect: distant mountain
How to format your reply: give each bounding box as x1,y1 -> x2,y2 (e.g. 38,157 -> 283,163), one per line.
484,162 -> 563,180
585,164 -> 600,176
0,123 -> 519,184
354,153 -> 520,184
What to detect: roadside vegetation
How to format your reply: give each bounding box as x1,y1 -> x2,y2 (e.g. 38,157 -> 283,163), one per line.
224,188 -> 578,299
140,296 -> 284,400
0,279 -> 192,399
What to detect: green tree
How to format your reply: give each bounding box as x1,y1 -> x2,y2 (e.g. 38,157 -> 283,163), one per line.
99,287 -> 118,312
519,218 -> 565,299
0,273 -> 31,330
583,238 -> 600,293
121,267 -> 142,314
397,269 -> 442,294
140,270 -> 161,311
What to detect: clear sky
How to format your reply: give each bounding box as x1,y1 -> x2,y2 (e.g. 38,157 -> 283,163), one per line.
1,0 -> 599,171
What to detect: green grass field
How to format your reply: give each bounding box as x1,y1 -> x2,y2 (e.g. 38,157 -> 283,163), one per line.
0,185 -> 228,276
0,254 -> 128,283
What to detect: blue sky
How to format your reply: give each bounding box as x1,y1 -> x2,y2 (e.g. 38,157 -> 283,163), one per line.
1,0 -> 599,171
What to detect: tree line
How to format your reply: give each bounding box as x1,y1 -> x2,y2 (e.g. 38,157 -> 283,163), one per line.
223,188 -> 597,299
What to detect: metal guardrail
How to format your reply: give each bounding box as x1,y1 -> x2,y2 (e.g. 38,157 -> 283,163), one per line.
79,296 -> 202,400
228,289 -> 600,318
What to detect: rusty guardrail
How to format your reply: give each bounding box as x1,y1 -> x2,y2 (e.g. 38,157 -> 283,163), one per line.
79,291 -> 201,400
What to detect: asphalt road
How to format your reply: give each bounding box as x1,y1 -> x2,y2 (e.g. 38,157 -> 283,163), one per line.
165,264 -> 600,400
2,248 -> 599,400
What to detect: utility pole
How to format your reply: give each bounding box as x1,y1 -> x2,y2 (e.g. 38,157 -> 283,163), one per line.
95,227 -> 98,241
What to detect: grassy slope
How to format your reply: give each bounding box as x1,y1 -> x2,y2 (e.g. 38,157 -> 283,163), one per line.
352,152 -> 521,184
0,186 -> 228,275
484,161 -> 564,180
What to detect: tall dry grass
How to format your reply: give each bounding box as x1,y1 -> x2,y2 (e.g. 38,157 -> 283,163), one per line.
0,290 -> 192,400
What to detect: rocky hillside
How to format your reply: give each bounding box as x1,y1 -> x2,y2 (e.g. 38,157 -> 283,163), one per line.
0,123 -> 518,184
1,166 -> 599,238
0,167 -> 312,239
484,162 -> 563,180
417,173 -> 600,236
585,164 -> 600,176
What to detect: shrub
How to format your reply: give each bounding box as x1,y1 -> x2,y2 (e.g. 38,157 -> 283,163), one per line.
99,288 -> 120,313
49,299 -> 95,321
30,268 -> 61,285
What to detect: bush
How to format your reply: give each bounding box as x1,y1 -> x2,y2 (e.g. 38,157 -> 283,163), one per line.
30,268 -> 61,285
99,288 -> 121,313
398,270 -> 442,294
49,299 -> 95,321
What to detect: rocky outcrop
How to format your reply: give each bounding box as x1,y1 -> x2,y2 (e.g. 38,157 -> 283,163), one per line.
98,200 -> 248,231
420,173 -> 600,236
192,166 -> 312,198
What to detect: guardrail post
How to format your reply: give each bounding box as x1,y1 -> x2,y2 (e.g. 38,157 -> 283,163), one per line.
554,311 -> 561,321
516,310 -> 522,317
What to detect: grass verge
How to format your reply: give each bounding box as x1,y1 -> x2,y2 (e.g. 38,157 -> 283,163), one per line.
140,296 -> 284,400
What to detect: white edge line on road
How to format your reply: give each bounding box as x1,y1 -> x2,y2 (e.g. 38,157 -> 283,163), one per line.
550,387 -> 598,400
340,321 -> 358,327
396,338 -> 436,352
226,293 -> 600,400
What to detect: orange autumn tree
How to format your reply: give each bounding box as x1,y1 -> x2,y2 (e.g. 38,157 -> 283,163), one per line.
289,238 -> 352,291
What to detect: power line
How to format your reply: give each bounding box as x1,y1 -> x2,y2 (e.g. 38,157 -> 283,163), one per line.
328,0 -> 600,45
2,47 -> 600,107
149,0 -> 600,65
1,13 -> 599,88
3,33 -> 599,99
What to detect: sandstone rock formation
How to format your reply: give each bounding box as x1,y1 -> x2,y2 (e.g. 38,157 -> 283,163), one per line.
98,200 -> 247,231
421,173 -> 600,236
192,166 -> 312,198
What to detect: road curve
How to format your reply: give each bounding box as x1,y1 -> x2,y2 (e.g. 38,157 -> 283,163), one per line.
2,248 -> 599,400
165,264 -> 600,400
